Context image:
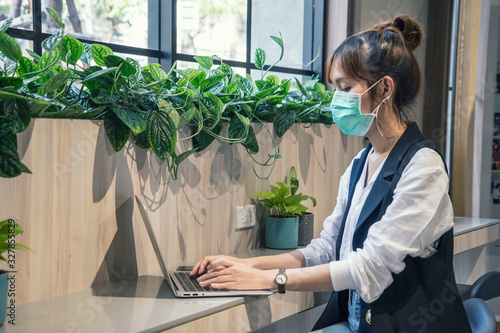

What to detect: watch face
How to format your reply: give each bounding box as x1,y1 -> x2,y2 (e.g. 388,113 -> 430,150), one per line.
276,273 -> 287,285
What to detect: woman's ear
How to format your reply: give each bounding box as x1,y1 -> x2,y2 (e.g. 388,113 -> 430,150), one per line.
381,76 -> 395,98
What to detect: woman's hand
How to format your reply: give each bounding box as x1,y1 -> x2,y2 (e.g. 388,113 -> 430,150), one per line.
190,255 -> 245,276
196,257 -> 276,290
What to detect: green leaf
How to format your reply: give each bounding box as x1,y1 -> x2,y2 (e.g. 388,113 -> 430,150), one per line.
243,124 -> 259,154
289,166 -> 298,195
254,48 -> 266,69
0,31 -> 22,62
38,69 -> 70,96
255,80 -> 269,91
62,34 -> 84,64
270,33 -> 284,61
42,31 -> 62,52
225,81 -> 238,94
104,54 -> 136,77
134,131 -> 150,149
178,106 -> 198,129
26,49 -> 41,63
82,67 -> 117,82
193,123 -> 222,152
219,63 -> 234,82
46,8 -> 65,29
104,112 -> 130,152
200,73 -> 227,91
267,75 -> 280,86
148,63 -> 168,81
127,57 -> 142,82
48,105 -> 84,118
0,17 -> 13,32
20,161 -> 31,174
3,99 -> 30,133
194,56 -> 213,70
253,191 -> 275,200
80,106 -> 106,119
237,74 -> 254,95
200,93 -> 223,127
38,48 -> 61,71
281,79 -> 291,95
228,115 -> 249,142
16,56 -> 37,78
0,77 -> 23,89
158,99 -> 180,129
0,90 -> 56,106
0,132 -> 21,178
274,106 -> 296,137
188,69 -> 206,89
146,109 -> 177,160
205,81 -> 225,94
80,43 -> 92,65
90,90 -> 119,104
0,118 -> 14,137
315,82 -> 327,98
112,106 -> 146,135
174,149 -> 196,167
295,77 -> 308,97
91,44 -> 113,66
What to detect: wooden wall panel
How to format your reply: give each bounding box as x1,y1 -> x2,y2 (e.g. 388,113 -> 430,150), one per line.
452,0 -> 483,216
0,119 -> 363,305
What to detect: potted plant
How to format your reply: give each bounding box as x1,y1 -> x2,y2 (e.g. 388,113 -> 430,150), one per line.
253,168 -> 316,249
0,219 -> 29,326
288,166 -> 317,246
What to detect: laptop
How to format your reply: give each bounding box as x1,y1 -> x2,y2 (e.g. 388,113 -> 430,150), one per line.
135,195 -> 274,298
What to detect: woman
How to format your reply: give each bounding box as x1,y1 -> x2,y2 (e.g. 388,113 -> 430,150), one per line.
191,15 -> 471,333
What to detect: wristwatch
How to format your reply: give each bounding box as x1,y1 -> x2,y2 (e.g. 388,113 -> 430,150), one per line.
275,268 -> 287,294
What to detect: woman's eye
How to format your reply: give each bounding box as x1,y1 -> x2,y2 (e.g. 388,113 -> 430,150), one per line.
341,87 -> 351,92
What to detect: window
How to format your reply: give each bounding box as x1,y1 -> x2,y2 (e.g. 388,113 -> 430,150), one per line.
168,0 -> 325,81
1,0 -> 160,60
2,0 -> 324,80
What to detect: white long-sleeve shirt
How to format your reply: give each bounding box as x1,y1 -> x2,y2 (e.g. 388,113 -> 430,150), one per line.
299,147 -> 453,303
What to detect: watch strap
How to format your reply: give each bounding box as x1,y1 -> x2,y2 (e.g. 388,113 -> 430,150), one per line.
277,268 -> 286,294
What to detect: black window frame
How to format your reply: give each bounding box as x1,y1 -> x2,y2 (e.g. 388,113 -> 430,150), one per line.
5,0 -> 325,80
152,0 -> 325,80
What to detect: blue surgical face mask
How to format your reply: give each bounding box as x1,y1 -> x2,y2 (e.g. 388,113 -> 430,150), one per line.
330,78 -> 391,136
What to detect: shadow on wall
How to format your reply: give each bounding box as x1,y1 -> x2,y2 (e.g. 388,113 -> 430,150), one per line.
92,125 -> 118,204
92,197 -> 138,287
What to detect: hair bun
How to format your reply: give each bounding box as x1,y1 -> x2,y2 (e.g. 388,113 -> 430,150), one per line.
392,15 -> 423,52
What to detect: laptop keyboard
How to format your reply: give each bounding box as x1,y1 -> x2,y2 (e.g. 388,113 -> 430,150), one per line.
173,272 -> 229,292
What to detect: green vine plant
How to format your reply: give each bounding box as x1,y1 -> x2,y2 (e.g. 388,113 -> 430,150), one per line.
0,9 -> 334,180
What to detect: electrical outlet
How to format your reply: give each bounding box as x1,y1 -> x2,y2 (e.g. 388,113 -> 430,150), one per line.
235,205 -> 256,230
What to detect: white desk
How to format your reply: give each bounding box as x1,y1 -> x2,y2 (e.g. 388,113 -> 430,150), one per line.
453,217 -> 500,254
4,217 -> 499,333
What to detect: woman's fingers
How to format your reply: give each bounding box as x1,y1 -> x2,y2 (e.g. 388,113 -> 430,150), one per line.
190,256 -> 214,276
198,268 -> 235,288
207,257 -> 233,271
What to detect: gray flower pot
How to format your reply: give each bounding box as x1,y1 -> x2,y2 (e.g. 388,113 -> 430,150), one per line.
298,212 -> 314,246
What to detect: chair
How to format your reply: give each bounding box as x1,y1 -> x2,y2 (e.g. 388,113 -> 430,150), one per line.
459,271 -> 500,302
463,298 -> 497,333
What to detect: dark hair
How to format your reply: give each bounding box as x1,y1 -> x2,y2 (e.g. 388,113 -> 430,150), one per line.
326,14 -> 423,119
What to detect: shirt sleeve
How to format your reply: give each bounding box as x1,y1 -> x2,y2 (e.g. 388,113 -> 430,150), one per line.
298,149 -> 364,266
328,148 -> 454,303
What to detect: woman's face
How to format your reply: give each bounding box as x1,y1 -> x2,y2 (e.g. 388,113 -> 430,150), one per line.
330,62 -> 377,115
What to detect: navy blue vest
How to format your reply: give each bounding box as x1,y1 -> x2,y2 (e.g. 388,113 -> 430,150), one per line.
313,123 -> 471,333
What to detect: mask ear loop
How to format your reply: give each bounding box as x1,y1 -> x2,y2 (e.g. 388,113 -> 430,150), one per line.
361,77 -> 384,96
374,96 -> 400,140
